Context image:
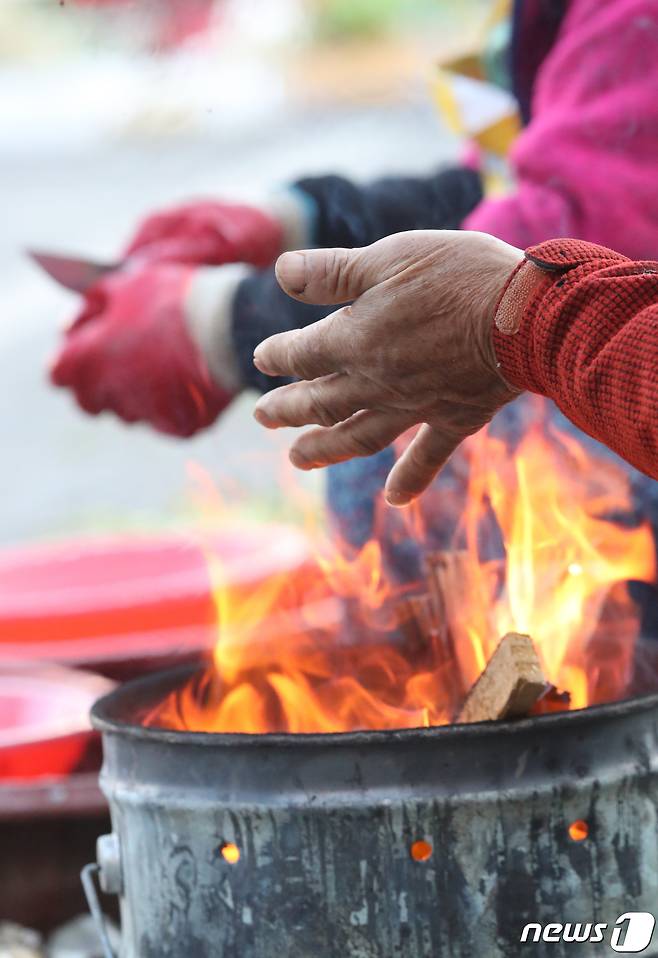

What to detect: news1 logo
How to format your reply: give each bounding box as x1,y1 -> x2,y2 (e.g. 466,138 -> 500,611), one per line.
520,912 -> 656,951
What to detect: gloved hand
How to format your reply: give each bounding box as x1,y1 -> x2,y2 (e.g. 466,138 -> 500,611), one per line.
51,261 -> 240,437
122,199 -> 284,268
253,230 -> 524,505
50,189 -> 314,434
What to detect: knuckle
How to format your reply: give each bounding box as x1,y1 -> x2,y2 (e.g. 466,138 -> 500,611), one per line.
409,439 -> 439,472
307,383 -> 341,427
290,325 -> 335,380
287,331 -> 312,378
290,437 -> 318,469
350,428 -> 383,458
322,250 -> 353,301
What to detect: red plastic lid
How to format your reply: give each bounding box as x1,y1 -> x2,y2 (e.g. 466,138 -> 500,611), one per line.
0,523 -> 310,666
0,666 -> 113,781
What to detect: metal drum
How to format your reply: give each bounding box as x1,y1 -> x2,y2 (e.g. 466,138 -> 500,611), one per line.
85,665 -> 658,958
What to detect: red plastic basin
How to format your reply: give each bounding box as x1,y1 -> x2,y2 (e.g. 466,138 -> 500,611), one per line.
0,524 -> 311,669
0,666 -> 113,780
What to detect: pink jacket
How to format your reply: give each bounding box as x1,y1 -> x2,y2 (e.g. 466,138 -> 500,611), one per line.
464,0 -> 658,260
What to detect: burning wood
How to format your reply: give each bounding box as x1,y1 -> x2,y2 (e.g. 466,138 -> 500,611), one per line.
425,549 -> 489,698
530,684 -> 571,715
145,407 -> 657,735
397,558 -> 547,724
396,593 -> 434,653
457,633 -> 547,724
397,592 -> 454,666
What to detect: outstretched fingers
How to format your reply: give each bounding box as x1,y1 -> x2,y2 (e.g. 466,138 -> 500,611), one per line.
255,234 -> 435,381
289,409 -> 413,470
253,305 -> 355,380
254,373 -> 383,429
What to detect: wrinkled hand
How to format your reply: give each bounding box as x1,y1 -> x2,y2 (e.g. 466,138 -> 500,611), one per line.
253,230 -> 523,505
124,199 -> 283,268
51,262 -> 232,437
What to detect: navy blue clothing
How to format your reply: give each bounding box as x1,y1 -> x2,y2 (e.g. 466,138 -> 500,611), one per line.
232,167 -> 483,394
231,1 -> 573,387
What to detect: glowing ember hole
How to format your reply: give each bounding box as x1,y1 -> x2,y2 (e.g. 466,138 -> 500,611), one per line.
410,840 -> 433,862
568,819 -> 589,842
220,842 -> 241,864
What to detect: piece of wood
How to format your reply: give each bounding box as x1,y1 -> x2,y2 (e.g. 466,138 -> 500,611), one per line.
457,632 -> 547,724
396,594 -> 432,659
426,550 -> 479,697
425,551 -> 452,626
402,593 -> 436,640
396,592 -> 455,667
529,684 -> 571,716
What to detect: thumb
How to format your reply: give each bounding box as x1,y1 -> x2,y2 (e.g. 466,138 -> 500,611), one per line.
275,232 -> 423,305
274,248 -> 364,304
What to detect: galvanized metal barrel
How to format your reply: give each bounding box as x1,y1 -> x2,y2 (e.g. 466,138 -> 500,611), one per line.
88,666 -> 658,958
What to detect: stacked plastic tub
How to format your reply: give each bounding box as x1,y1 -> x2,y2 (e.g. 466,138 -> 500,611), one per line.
0,524 -> 311,930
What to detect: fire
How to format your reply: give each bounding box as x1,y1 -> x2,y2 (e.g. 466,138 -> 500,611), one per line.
146,402 -> 656,734
458,420 -> 655,709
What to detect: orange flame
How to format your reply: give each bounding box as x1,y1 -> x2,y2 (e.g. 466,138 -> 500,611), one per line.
456,421 -> 655,709
147,403 -> 656,734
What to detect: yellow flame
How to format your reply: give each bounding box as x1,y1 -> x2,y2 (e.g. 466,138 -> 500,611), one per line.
461,424 -> 655,701
147,402 -> 656,734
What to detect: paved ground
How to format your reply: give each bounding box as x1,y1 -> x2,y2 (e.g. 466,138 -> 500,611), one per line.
1,97 -> 457,545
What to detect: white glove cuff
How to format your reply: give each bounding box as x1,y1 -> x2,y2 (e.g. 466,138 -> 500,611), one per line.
184,264 -> 249,394
265,188 -> 316,252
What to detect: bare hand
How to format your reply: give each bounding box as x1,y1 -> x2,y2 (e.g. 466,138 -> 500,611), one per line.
253,230 -> 523,505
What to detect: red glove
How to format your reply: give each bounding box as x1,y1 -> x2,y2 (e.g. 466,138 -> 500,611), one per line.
51,262 -> 232,437
123,199 -> 284,268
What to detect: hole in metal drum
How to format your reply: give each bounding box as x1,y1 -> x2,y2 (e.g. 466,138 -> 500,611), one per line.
568,819 -> 589,842
220,842 -> 241,864
410,840 -> 433,862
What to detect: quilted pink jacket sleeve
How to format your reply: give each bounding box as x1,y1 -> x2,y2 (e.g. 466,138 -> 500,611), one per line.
463,0 -> 658,260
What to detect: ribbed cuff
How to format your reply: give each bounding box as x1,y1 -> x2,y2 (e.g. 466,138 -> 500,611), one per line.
492,239 -> 629,394
492,259 -> 555,393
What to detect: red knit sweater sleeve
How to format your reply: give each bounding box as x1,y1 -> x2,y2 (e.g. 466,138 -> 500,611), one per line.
493,238 -> 658,478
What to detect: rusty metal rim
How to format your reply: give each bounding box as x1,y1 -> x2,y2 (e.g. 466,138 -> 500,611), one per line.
91,663 -> 658,748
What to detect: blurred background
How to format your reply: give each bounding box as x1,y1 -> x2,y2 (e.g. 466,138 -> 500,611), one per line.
1,0 -> 489,546
0,3 -> 494,947
7,4 -> 658,952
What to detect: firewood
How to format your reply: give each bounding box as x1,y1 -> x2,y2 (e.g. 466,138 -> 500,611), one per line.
397,593 -> 454,666
457,633 -> 547,724
397,594 -> 431,655
425,551 -> 454,626
407,593 -> 436,640
425,550 -> 478,696
529,684 -> 571,715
